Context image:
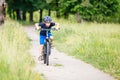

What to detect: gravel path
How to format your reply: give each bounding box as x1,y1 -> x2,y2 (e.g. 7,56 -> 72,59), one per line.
24,26 -> 115,80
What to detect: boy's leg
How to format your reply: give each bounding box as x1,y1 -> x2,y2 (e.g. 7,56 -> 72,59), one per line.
38,45 -> 44,61
39,45 -> 43,56
50,36 -> 54,47
38,35 -> 45,60
48,33 -> 53,46
48,33 -> 53,43
50,36 -> 53,43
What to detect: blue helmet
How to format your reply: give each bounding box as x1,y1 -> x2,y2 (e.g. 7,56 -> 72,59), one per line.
44,16 -> 52,22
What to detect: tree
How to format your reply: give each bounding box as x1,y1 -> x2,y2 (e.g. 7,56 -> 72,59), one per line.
6,0 -> 23,20
6,0 -> 44,21
47,0 -> 61,18
0,0 -> 6,24
89,0 -> 119,22
38,0 -> 46,22
59,0 -> 82,19
6,0 -> 120,23
60,0 -> 119,23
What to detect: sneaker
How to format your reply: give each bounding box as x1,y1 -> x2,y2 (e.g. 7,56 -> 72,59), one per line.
50,43 -> 55,48
38,55 -> 43,61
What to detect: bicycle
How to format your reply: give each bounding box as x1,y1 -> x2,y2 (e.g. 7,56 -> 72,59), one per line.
39,28 -> 58,66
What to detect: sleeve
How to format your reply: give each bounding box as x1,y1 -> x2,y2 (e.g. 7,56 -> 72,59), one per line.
39,22 -> 43,27
50,22 -> 55,26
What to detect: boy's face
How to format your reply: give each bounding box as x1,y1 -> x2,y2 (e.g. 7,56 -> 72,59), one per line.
45,22 -> 50,27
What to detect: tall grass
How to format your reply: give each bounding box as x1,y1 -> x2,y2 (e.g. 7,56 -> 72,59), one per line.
53,19 -> 120,79
0,20 -> 43,80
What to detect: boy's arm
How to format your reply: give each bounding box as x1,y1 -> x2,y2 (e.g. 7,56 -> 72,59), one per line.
55,23 -> 60,30
35,23 -> 40,30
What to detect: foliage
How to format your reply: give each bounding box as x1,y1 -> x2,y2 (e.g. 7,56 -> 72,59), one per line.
70,0 -> 120,23
0,20 -> 43,80
6,0 -> 43,12
5,0 -> 120,23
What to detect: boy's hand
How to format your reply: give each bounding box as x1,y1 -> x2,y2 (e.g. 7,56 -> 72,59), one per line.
35,27 -> 40,30
36,27 -> 40,30
55,23 -> 60,30
35,23 -> 40,30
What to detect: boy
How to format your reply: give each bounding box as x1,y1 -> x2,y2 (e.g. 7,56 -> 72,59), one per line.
35,16 -> 60,60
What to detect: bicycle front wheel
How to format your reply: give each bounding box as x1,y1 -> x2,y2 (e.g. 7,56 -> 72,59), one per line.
43,44 -> 46,64
46,42 -> 50,66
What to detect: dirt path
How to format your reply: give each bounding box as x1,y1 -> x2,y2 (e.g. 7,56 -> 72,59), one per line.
24,26 -> 115,80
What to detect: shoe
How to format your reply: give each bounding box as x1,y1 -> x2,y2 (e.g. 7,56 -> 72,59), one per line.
50,43 -> 55,48
38,55 -> 43,61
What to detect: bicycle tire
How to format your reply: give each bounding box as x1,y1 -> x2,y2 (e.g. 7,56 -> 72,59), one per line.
43,54 -> 46,64
43,43 -> 47,64
46,42 -> 50,66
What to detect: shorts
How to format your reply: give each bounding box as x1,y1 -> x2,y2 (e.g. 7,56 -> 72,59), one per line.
40,33 -> 52,45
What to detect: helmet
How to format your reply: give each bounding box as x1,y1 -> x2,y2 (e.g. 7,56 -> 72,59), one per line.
44,16 -> 52,22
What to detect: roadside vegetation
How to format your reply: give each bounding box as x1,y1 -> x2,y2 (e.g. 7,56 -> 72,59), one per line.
0,20 -> 44,80
53,19 -> 120,80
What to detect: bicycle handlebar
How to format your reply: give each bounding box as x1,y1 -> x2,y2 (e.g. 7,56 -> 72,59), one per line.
41,28 -> 59,31
35,27 -> 60,31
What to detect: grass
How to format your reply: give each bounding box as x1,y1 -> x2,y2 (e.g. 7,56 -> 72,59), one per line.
54,63 -> 63,67
0,20 -> 43,80
18,20 -> 35,26
9,10 -> 120,79
52,19 -> 120,80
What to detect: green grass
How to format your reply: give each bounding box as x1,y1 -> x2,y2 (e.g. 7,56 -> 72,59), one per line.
12,10 -> 120,79
53,19 -> 120,80
18,20 -> 35,26
54,63 -> 63,67
0,20 -> 43,80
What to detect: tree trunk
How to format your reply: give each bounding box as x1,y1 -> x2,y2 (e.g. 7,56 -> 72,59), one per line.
48,9 -> 51,16
56,0 -> 60,18
29,11 -> 33,22
39,9 -> 43,22
16,9 -> 21,20
8,9 -> 12,18
75,12 -> 82,23
0,6 -> 3,25
20,10 -> 23,20
13,10 -> 16,19
8,8 -> 13,19
0,0 -> 6,25
0,0 -> 5,5
23,11 -> 26,21
64,12 -> 69,19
